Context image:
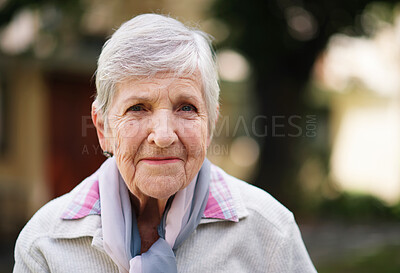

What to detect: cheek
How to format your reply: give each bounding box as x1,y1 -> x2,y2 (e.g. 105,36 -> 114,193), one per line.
179,119 -> 208,139
178,119 -> 208,160
112,119 -> 146,188
113,119 -> 144,153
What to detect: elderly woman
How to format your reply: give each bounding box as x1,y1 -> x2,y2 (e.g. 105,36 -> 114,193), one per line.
14,14 -> 316,273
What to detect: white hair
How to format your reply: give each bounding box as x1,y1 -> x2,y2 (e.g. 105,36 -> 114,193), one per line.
95,13 -> 220,136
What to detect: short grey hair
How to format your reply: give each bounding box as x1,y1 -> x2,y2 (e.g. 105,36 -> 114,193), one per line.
95,13 -> 220,136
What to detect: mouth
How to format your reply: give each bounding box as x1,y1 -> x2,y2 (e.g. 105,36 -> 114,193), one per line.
140,157 -> 182,165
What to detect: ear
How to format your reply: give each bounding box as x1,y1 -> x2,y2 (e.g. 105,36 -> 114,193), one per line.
91,102 -> 112,153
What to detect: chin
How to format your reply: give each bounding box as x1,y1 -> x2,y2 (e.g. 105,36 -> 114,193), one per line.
140,176 -> 185,200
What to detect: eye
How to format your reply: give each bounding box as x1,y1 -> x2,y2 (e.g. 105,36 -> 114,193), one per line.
128,104 -> 144,112
180,104 -> 197,112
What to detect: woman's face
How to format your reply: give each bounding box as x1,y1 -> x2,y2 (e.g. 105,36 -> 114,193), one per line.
100,73 -> 209,201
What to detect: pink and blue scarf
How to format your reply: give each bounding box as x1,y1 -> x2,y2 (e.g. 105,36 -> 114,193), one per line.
98,157 -> 210,273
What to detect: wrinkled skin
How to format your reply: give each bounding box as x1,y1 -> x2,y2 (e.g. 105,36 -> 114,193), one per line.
92,73 -> 211,217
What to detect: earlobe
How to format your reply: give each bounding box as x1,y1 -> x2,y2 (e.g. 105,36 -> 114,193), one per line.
91,102 -> 110,153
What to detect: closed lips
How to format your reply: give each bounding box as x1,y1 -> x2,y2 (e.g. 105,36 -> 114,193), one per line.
140,157 -> 182,164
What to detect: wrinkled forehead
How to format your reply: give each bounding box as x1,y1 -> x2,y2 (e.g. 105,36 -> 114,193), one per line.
117,71 -> 203,95
113,72 -> 205,104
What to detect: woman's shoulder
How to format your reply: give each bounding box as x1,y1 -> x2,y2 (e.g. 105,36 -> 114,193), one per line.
15,175 -> 99,252
13,193 -> 73,264
211,164 -> 295,232
13,175 -> 109,272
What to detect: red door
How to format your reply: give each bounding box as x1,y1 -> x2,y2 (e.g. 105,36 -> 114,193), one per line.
47,73 -> 105,198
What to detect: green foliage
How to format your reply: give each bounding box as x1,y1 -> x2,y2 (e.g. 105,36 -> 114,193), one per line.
212,0 -> 400,74
390,202 -> 400,219
0,0 -> 83,27
317,245 -> 400,273
211,0 -> 400,204
318,192 -> 400,221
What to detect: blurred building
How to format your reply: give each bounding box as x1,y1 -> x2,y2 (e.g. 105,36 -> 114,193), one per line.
0,0 -> 220,242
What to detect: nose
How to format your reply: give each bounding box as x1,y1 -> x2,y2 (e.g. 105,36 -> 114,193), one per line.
147,110 -> 178,148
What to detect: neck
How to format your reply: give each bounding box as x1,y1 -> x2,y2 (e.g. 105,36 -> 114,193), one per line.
130,195 -> 168,253
130,194 -> 168,219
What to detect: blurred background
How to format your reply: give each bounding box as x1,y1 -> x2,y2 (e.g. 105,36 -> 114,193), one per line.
1,0 -> 400,272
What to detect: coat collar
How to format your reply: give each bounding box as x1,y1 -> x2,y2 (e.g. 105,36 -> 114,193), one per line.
60,162 -> 248,224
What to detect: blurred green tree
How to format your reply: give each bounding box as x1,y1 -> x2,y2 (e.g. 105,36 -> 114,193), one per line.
212,0 -> 399,208
0,0 -> 82,26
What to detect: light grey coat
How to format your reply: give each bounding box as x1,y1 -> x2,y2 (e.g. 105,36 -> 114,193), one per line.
14,167 -> 317,273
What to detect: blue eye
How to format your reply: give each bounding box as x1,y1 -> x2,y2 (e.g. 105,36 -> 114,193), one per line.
128,105 -> 143,111
181,105 -> 196,112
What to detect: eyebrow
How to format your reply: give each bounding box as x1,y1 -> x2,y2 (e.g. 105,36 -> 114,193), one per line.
123,95 -> 153,102
174,93 -> 201,104
117,91 -> 159,105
